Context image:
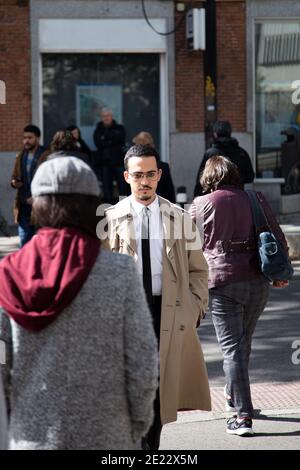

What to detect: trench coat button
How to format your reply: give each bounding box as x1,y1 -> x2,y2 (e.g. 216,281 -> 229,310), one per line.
180,325 -> 185,331
176,300 -> 181,306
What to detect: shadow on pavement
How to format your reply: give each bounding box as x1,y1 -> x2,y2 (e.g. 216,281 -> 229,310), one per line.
256,414 -> 300,423
253,431 -> 300,437
198,266 -> 300,387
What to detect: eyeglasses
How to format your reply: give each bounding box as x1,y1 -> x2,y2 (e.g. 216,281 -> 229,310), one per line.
128,171 -> 159,181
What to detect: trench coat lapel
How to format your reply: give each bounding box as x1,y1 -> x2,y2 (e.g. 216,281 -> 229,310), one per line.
113,198 -> 138,260
159,197 -> 178,279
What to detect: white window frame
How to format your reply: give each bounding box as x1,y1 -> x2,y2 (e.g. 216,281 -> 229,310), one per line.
37,18 -> 170,162
252,17 -> 300,179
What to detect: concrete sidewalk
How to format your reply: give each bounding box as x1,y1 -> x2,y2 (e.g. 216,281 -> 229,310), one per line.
160,262 -> 300,450
161,411 -> 300,450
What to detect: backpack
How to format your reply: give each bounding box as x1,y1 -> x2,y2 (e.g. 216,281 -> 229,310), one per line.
246,190 -> 294,282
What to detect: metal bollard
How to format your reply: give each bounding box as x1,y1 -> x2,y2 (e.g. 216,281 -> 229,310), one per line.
176,186 -> 188,209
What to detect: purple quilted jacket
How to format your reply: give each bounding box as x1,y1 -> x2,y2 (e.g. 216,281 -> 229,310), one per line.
190,186 -> 289,288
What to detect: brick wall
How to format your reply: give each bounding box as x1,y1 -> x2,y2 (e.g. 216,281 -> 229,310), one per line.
175,1 -> 204,132
216,0 -> 247,132
174,0 -> 247,133
0,0 -> 31,151
0,0 -> 247,149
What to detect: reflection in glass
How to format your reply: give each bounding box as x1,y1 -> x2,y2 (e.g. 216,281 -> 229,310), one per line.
42,54 -> 160,152
255,22 -> 300,182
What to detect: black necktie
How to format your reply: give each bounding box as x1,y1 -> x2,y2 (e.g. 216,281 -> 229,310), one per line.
142,207 -> 153,309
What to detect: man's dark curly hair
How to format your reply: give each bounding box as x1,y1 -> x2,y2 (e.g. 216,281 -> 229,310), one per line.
124,144 -> 160,170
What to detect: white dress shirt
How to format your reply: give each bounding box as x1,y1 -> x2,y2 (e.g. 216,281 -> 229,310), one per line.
130,195 -> 164,296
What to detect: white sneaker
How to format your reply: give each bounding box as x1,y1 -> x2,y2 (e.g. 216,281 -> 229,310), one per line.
226,416 -> 254,436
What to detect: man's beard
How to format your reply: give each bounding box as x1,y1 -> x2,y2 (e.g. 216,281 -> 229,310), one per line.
138,194 -> 152,201
137,186 -> 153,201
24,144 -> 36,151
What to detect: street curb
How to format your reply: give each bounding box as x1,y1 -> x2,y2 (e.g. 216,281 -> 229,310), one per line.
172,408 -> 300,425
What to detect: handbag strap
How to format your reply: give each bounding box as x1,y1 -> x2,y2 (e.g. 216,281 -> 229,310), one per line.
245,190 -> 270,233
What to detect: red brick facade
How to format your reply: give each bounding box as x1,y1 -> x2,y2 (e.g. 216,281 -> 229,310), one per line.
216,0 -> 247,131
174,0 -> 247,133
175,1 -> 205,132
0,0 -> 31,151
0,0 -> 247,150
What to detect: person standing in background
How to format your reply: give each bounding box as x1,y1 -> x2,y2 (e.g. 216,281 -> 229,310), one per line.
11,125 -> 46,247
66,125 -> 91,161
194,121 -> 254,197
38,130 -> 90,166
93,108 -> 127,203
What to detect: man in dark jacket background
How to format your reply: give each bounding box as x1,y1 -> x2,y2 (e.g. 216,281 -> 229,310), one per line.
11,125 -> 46,247
93,108 -> 127,203
194,120 -> 255,197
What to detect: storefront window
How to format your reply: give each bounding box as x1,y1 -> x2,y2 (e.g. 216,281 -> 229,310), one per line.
255,22 -> 300,182
42,53 -> 160,151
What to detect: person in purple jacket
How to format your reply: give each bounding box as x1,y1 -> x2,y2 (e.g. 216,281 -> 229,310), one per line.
190,156 -> 289,437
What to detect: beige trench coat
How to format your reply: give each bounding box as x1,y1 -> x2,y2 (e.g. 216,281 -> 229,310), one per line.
103,196 -> 211,424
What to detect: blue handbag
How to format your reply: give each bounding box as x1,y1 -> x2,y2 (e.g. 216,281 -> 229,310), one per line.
246,190 -> 294,282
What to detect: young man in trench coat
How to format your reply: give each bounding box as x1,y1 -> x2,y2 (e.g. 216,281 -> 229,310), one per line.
101,144 -> 211,449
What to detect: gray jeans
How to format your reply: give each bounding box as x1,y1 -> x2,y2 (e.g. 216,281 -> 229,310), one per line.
210,277 -> 270,418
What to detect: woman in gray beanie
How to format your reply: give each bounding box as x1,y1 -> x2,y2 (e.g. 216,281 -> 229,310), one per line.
0,157 -> 158,450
